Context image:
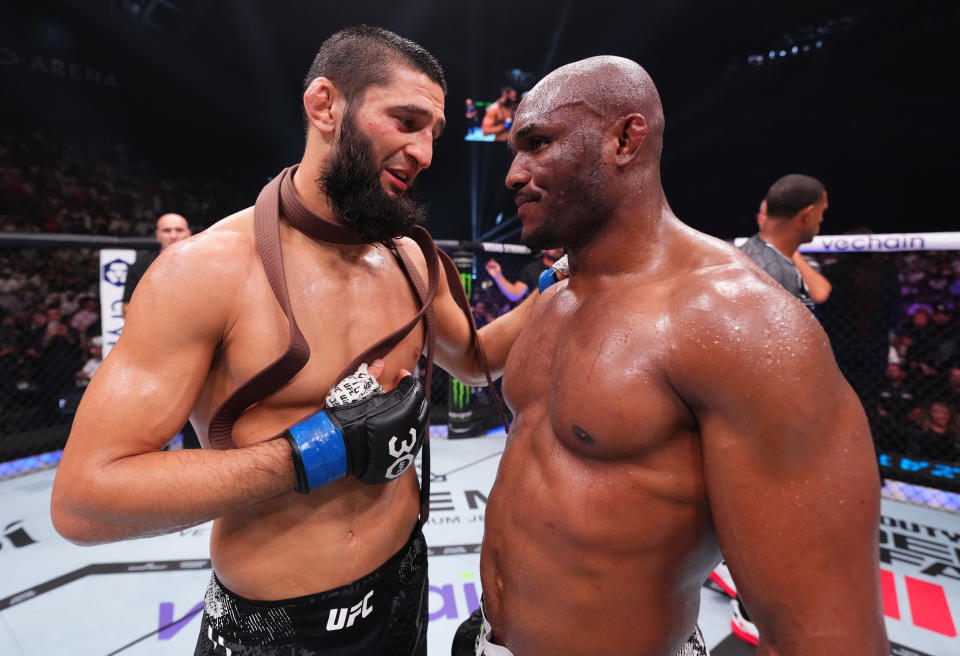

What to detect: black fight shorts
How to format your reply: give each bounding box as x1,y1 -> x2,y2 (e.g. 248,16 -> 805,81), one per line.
194,527 -> 427,656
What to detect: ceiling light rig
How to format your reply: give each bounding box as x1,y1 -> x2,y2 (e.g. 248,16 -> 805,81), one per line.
116,0 -> 186,30
746,14 -> 864,68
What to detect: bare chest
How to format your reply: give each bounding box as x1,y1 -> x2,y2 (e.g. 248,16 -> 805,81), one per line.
195,245 -> 425,444
503,289 -> 694,461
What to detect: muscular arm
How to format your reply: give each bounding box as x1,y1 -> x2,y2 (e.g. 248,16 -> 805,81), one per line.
481,104 -> 505,136
51,236 -> 295,545
792,252 -> 832,304
673,275 -> 887,655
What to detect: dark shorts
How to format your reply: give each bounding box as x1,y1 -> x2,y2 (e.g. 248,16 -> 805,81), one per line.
194,527 -> 427,656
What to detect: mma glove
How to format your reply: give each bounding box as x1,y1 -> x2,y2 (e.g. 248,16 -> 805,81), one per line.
538,254 -> 569,292
283,375 -> 429,493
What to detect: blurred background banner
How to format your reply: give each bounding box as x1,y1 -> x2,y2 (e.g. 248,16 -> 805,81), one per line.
98,248 -> 134,357
732,232 -> 960,253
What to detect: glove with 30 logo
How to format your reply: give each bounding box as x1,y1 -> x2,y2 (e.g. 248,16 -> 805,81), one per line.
284,375 -> 429,493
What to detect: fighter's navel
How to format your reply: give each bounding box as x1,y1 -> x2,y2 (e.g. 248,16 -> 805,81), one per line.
572,424 -> 595,444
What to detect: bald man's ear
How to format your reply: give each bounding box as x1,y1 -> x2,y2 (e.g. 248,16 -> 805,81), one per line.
304,77 -> 340,136
614,114 -> 647,166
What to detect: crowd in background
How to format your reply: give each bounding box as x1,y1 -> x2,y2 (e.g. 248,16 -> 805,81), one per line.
0,130 -> 958,467
0,131 -> 250,438
0,247 -> 100,433
0,130 -> 246,236
873,252 -> 960,462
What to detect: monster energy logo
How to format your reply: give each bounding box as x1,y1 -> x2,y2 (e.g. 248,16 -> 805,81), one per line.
451,378 -> 471,410
459,272 -> 472,300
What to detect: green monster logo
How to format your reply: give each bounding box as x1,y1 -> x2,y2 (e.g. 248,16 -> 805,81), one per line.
452,263 -> 473,413
451,379 -> 472,410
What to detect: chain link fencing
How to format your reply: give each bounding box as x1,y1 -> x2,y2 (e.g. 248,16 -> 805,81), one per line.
0,246 -> 100,462
754,235 -> 960,512
1,234 -> 958,516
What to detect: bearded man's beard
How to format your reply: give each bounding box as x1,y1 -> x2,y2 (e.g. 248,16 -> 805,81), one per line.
318,110 -> 427,244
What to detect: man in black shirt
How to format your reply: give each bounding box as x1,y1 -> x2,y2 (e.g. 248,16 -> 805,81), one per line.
485,247 -> 563,302
739,174 -> 829,312
875,362 -> 917,452
121,213 -> 191,316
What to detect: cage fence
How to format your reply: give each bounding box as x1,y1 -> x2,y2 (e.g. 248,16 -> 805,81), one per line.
0,232 -> 958,516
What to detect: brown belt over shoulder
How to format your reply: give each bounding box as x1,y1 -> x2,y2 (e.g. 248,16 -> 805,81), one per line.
206,165 -> 506,525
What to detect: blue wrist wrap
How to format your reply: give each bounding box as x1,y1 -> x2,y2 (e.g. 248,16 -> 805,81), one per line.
287,412 -> 347,490
538,267 -> 559,293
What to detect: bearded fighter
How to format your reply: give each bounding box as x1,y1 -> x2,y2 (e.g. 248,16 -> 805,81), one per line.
51,26 -> 537,656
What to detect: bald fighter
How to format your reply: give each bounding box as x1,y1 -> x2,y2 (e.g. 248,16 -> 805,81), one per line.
452,57 -> 888,655
121,212 -> 191,317
51,27 -> 538,655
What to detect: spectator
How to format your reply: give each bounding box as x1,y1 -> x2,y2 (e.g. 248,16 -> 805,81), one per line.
74,337 -> 103,388
900,307 -> 938,377
739,173 -> 829,312
942,365 -> 960,410
0,312 -> 20,413
58,291 -> 79,316
121,213 -> 192,317
69,296 -> 99,335
37,312 -> 82,412
465,98 -> 479,128
911,400 -> 960,463
481,86 -> 517,141
485,248 -> 563,302
472,300 -> 496,329
874,363 -> 916,452
756,200 -> 832,304
928,303 -> 958,369
23,310 -> 48,358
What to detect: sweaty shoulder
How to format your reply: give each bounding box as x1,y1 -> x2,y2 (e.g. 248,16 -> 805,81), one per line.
662,229 -> 807,323
659,232 -> 834,406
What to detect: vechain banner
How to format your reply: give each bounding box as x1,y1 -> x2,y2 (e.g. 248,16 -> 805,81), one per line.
99,249 -> 136,357
734,232 -> 960,253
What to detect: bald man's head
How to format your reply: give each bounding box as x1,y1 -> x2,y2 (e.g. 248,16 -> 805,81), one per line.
516,56 -> 665,161
155,213 -> 191,250
504,56 -> 667,250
